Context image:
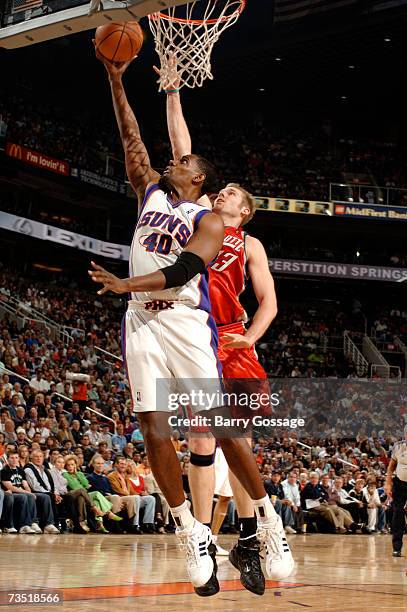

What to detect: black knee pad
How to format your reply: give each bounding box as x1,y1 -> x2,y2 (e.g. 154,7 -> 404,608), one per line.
190,452 -> 215,467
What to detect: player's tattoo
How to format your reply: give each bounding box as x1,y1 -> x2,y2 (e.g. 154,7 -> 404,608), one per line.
109,77 -> 159,202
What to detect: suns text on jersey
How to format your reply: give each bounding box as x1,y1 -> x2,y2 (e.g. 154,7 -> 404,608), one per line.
138,211 -> 191,247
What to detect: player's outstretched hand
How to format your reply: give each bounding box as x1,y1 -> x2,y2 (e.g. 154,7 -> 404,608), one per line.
222,332 -> 253,349
88,261 -> 128,295
93,39 -> 134,79
153,52 -> 181,92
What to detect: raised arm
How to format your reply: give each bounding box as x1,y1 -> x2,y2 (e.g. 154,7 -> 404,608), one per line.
155,57 -> 211,208
95,47 -> 160,204
167,91 -> 192,160
89,212 -> 224,294
154,55 -> 191,159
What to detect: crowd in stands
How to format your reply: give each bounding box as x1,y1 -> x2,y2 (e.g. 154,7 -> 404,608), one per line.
267,241 -> 407,269
256,304 -> 367,378
1,378 -> 405,536
1,266 -> 406,536
2,93 -> 407,204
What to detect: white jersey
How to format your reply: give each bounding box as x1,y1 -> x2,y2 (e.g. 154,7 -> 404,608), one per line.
391,440 -> 407,482
129,183 -> 211,309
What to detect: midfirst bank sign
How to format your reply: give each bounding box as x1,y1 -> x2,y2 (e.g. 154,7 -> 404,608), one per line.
334,202 -> 407,221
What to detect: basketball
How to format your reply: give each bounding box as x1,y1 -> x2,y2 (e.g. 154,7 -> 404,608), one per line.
95,21 -> 143,63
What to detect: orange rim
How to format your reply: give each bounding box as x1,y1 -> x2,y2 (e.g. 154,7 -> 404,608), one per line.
149,0 -> 246,25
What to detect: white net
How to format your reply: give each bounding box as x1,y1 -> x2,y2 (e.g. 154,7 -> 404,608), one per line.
148,0 -> 245,90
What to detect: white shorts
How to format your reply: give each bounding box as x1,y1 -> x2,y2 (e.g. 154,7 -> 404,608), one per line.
214,448 -> 233,498
122,301 -> 223,413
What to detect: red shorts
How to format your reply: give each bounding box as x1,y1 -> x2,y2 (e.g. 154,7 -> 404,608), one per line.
218,322 -> 268,380
189,322 -> 271,433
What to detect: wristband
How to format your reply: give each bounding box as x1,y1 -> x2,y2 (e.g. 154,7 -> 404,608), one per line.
165,88 -> 180,94
161,251 -> 205,288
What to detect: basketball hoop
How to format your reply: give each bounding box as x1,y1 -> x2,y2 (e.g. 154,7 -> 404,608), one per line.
148,0 -> 246,90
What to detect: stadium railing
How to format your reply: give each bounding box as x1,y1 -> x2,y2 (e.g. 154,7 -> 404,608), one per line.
330,182 -> 407,207
343,331 -> 369,377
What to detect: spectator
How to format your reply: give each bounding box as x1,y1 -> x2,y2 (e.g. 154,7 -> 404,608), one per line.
87,454 -> 124,517
4,419 -> 16,445
29,371 -> 50,393
143,467 -> 170,532
24,449 -> 60,533
35,416 -> 51,444
123,443 -> 135,461
347,478 -> 368,527
108,456 -> 154,534
111,423 -> 127,452
320,475 -> 357,532
18,445 -> 30,469
87,419 -> 104,448
282,471 -> 306,533
67,403 -> 84,428
63,455 -> 119,533
79,434 -> 95,465
123,416 -> 135,440
14,407 -> 26,427
0,450 -> 39,534
100,423 -> 113,449
126,461 -> 157,534
70,420 -> 83,445
15,427 -> 28,447
301,472 -> 347,533
264,471 -> 296,533
57,417 -> 75,446
49,454 -> 94,533
362,481 -> 382,533
0,487 -> 15,533
135,455 -> 152,477
131,425 -> 144,450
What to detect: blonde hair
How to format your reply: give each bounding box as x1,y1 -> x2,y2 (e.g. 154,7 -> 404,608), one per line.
88,452 -> 103,470
64,454 -> 79,469
227,183 -> 257,225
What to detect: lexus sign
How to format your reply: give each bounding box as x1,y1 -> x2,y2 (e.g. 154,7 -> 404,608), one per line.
1,211 -> 130,260
13,218 -> 33,235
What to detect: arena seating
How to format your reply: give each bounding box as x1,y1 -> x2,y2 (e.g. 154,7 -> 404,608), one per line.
1,268 -> 405,534
2,93 -> 407,203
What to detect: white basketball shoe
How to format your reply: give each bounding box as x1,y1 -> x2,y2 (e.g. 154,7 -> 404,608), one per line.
256,515 -> 295,580
176,520 -> 214,588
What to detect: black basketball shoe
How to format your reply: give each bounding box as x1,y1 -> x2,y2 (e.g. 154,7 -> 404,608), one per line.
194,542 -> 220,597
229,536 -> 265,596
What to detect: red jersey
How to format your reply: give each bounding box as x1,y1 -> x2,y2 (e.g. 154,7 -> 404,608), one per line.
209,226 -> 246,325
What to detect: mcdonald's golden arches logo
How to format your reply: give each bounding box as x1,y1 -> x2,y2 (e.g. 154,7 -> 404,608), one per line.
6,142 -> 23,160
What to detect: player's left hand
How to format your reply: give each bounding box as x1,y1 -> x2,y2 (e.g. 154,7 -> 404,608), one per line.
88,261 -> 128,295
222,333 -> 253,349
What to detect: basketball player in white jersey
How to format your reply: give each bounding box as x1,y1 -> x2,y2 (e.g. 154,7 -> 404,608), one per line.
158,55 -> 294,594
92,49 -> 293,597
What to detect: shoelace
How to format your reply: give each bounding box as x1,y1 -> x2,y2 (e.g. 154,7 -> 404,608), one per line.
177,530 -> 205,569
257,524 -> 284,562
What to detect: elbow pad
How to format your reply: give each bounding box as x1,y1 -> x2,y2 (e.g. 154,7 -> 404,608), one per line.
161,251 -> 206,289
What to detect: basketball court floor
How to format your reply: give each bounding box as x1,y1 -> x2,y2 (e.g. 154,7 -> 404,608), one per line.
0,533 -> 406,611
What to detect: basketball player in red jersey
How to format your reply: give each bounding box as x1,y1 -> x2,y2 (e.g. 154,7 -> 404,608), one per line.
157,58 -> 293,596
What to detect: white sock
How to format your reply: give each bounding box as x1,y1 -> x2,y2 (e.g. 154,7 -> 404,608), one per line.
253,495 -> 277,523
170,500 -> 195,530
